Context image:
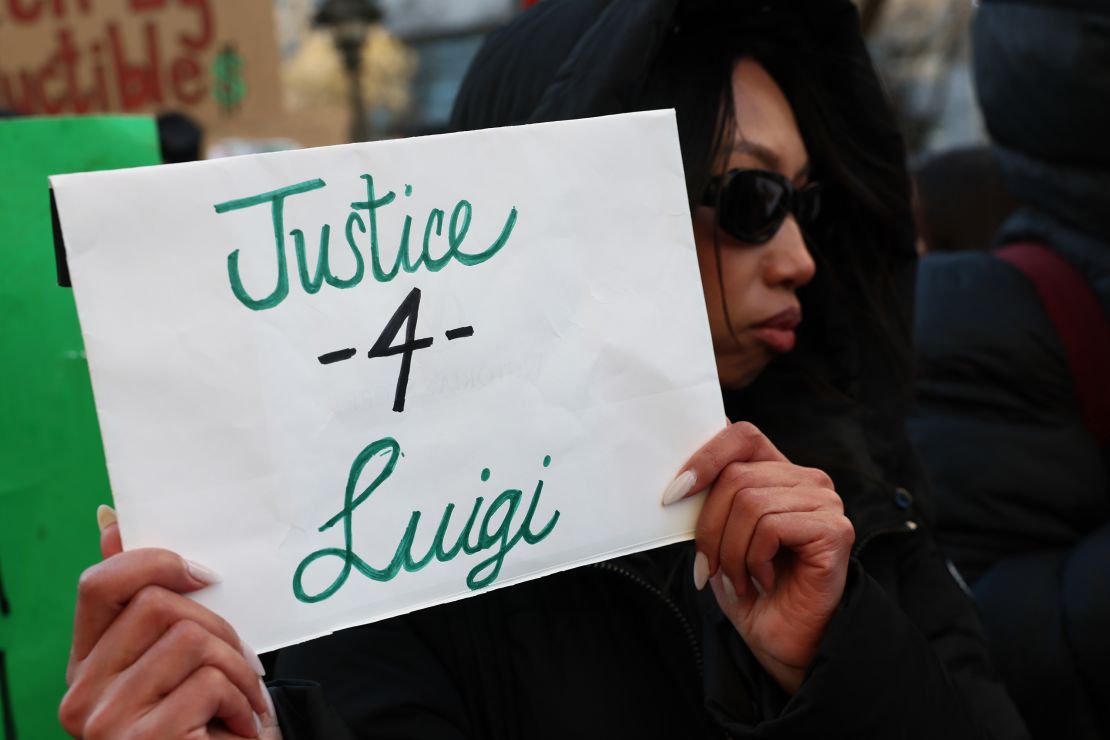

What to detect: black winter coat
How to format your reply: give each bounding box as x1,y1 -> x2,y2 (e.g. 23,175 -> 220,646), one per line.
270,534 -> 1022,739
267,1 -> 1028,737
910,2 -> 1110,736
912,213 -> 1110,740
911,3 -> 1110,739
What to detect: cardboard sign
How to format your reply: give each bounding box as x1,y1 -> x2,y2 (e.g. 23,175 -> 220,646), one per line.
0,0 -> 281,129
0,115 -> 160,740
51,111 -> 724,651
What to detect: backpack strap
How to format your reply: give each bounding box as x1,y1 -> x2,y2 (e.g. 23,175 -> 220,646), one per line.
995,242 -> 1110,447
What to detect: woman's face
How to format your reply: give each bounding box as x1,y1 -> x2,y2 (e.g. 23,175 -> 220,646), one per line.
694,58 -> 817,389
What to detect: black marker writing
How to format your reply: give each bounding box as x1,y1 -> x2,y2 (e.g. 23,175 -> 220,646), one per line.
317,287 -> 475,412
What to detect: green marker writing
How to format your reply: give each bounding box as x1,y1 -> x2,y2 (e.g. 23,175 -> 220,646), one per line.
293,438 -> 559,603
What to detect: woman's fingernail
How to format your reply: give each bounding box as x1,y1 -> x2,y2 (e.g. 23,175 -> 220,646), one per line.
693,551 -> 710,591
241,640 -> 266,676
662,470 -> 697,505
184,559 -> 222,585
254,712 -> 263,738
96,504 -> 117,532
720,573 -> 739,605
751,575 -> 767,598
259,678 -> 278,727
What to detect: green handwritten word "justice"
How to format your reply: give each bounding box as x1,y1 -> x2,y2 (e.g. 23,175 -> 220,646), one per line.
293,437 -> 561,603
213,176 -> 519,311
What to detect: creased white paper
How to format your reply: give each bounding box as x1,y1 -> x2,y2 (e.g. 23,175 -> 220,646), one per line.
52,110 -> 724,651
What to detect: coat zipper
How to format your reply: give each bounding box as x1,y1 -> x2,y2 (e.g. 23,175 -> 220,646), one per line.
589,561 -> 703,675
590,560 -> 733,739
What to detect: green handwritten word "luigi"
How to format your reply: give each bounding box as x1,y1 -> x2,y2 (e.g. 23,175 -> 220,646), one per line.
293,437 -> 560,604
213,176 -> 519,311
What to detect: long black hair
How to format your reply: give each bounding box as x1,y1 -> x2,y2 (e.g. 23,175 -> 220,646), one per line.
635,3 -> 919,490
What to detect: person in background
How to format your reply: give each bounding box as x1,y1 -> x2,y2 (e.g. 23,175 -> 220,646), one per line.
157,111 -> 205,164
912,146 -> 1018,255
60,2 -> 1027,738
911,1 -> 1110,738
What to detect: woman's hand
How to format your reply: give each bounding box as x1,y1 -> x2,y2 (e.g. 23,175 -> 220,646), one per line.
662,422 -> 853,694
59,509 -> 281,739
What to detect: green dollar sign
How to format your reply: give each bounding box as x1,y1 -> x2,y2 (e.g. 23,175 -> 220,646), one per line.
211,44 -> 247,114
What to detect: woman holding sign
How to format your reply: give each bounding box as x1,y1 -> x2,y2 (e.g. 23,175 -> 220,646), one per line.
60,1 -> 1028,738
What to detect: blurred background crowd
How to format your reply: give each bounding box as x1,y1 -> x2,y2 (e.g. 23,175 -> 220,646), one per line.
0,0 -> 996,157
2,0 -> 1107,738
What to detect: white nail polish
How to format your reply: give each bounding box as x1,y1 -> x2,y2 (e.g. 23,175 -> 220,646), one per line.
720,573 -> 739,604
184,559 -> 222,585
661,470 -> 697,506
751,575 -> 767,598
693,552 -> 710,591
96,504 -> 117,532
241,640 -> 266,676
259,678 -> 278,726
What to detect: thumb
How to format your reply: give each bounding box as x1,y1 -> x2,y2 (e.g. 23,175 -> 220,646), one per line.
96,504 -> 123,559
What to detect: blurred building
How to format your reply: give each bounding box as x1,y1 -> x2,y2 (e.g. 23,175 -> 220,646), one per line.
377,0 -> 520,133
270,0 -> 986,153
858,0 -> 987,158
273,0 -> 528,141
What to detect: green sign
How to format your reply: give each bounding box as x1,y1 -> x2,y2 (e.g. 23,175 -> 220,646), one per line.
0,115 -> 160,740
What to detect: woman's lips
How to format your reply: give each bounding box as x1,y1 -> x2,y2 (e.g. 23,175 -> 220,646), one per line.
749,307 -> 802,353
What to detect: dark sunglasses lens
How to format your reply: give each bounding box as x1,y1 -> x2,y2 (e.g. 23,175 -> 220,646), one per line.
719,171 -> 788,243
797,185 -> 821,226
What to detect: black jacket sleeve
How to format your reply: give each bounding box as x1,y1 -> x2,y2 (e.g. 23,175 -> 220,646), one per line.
702,530 -> 1030,739
912,248 -> 1110,739
972,522 -> 1110,738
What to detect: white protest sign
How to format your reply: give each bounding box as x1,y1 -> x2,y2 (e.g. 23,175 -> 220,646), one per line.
52,110 -> 725,651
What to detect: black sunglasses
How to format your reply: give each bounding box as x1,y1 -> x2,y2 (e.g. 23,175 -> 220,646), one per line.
701,168 -> 822,244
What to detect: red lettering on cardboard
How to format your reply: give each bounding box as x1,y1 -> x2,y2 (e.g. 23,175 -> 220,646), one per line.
1,0 -> 228,115
7,0 -> 42,23
109,20 -> 164,109
170,55 -> 203,104
49,0 -> 92,15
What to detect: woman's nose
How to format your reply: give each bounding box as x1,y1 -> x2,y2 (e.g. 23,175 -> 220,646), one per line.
763,215 -> 816,290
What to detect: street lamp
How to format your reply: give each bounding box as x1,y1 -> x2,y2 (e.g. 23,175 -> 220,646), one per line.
315,0 -> 383,142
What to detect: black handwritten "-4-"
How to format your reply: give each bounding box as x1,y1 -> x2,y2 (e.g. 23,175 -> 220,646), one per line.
212,175 -> 519,311
292,438 -> 561,604
317,286 -> 474,414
